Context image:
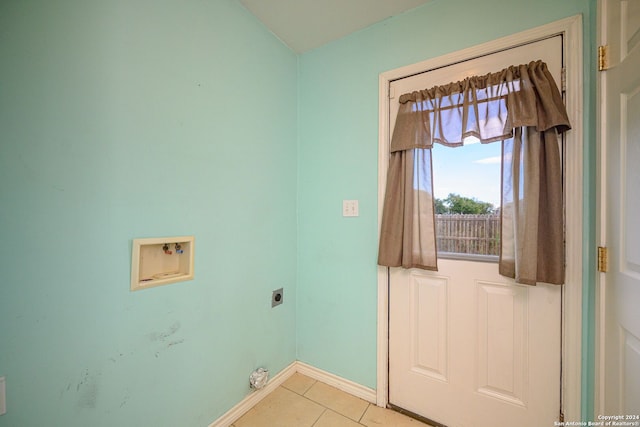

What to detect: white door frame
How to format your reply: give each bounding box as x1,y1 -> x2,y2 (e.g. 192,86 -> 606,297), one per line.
376,15 -> 584,421
595,1 -> 605,414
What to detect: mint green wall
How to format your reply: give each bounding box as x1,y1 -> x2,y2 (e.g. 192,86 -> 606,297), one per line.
582,0 -> 599,421
1,0 -> 599,425
0,1 -> 297,426
297,0 -> 596,408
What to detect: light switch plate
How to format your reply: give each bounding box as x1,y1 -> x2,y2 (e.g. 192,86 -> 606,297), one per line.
342,200 -> 359,217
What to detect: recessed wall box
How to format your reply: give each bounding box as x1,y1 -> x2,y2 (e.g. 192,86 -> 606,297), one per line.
131,236 -> 195,291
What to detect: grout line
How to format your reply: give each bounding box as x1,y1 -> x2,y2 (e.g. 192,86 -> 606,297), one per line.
303,379 -> 318,396
358,403 -> 371,423
281,375 -> 317,397
301,380 -> 315,397
282,383 -> 336,416
310,408 -> 327,427
300,389 -> 329,409
301,383 -> 371,425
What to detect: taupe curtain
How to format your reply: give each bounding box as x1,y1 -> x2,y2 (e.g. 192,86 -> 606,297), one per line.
378,60 -> 571,285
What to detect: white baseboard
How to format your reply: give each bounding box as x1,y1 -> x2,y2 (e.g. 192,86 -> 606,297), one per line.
295,361 -> 377,404
208,362 -> 297,427
208,361 -> 377,427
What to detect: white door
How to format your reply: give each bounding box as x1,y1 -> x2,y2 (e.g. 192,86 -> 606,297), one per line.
388,36 -> 565,427
600,0 -> 640,416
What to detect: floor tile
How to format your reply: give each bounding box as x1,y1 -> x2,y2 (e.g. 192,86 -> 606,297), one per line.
313,409 -> 364,427
360,405 -> 433,427
234,387 -> 324,427
282,372 -> 316,395
303,381 -> 369,422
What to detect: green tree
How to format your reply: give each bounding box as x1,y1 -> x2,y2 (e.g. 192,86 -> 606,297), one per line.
434,198 -> 447,214
435,193 -> 495,214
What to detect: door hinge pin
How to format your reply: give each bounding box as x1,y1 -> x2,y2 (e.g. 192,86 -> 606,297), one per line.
598,45 -> 608,71
559,412 -> 565,423
598,246 -> 608,272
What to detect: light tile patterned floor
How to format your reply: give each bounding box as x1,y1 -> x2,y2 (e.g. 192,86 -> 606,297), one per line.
231,373 -> 432,427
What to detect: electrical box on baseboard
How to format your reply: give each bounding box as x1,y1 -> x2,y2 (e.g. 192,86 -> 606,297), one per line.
131,236 -> 194,291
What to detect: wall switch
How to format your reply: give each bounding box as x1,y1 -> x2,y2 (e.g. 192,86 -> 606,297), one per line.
0,376 -> 6,416
342,200 -> 359,217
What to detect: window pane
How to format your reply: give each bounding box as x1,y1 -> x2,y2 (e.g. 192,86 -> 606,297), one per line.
432,139 -> 501,257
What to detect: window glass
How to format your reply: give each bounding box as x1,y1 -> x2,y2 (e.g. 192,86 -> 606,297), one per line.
432,138 -> 501,257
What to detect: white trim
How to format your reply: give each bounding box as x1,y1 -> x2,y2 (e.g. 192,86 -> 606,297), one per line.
296,361 -> 377,404
595,0 -> 607,416
208,362 -> 297,427
560,15 -> 584,422
377,15 -> 584,421
376,72 -> 391,408
208,361 -> 377,427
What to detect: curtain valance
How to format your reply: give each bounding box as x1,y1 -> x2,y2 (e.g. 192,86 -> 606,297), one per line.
379,60 -> 572,285
390,61 -> 570,152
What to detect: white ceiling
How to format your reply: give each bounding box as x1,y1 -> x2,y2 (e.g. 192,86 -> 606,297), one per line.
239,0 -> 433,53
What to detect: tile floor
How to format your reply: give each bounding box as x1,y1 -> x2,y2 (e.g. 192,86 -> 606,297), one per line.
232,373 -> 432,427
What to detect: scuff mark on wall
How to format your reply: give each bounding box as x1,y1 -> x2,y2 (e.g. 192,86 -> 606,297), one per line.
74,368 -> 100,410
59,382 -> 72,398
153,338 -> 186,358
120,388 -> 130,408
77,381 -> 98,409
147,322 -> 181,342
107,351 -> 134,364
148,322 -> 185,357
167,339 -> 184,347
76,368 -> 89,392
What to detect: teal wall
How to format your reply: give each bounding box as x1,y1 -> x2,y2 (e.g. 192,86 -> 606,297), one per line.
1,0 -> 599,425
582,0 -> 599,421
0,1 -> 298,426
296,0 -> 596,414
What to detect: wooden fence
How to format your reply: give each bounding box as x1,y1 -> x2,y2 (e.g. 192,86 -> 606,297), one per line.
435,214 -> 500,256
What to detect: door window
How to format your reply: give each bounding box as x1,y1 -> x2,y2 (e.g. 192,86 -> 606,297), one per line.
432,138 -> 501,259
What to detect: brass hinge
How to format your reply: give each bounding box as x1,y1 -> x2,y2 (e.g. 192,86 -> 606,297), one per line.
598,45 -> 608,71
561,67 -> 566,92
598,246 -> 608,272
559,411 -> 565,423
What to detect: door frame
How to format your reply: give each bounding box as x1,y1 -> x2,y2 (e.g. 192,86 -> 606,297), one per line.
595,1 -> 605,415
376,15 -> 584,421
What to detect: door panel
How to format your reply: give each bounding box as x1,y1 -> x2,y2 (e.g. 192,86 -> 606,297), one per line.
602,0 -> 640,414
476,281 -> 528,407
388,36 -> 564,427
410,274 -> 448,382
